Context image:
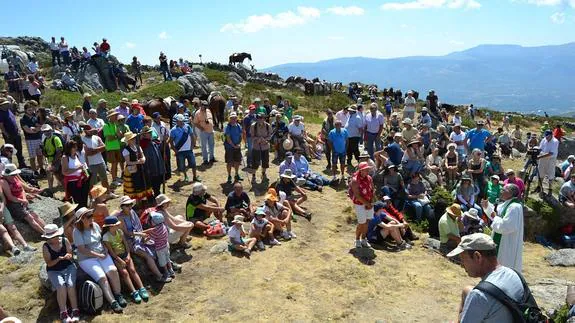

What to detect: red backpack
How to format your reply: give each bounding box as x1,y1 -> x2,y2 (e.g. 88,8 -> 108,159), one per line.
139,207 -> 157,230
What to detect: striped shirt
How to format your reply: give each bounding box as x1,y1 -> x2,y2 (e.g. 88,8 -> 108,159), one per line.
149,223 -> 169,250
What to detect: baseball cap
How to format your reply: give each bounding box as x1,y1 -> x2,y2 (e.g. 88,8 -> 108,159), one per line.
447,233 -> 496,258
544,130 -> 552,137
152,112 -> 161,119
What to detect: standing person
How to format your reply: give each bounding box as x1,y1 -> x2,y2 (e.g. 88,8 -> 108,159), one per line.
61,141 -> 90,208
59,37 -> 70,66
86,109 -> 105,131
4,65 -> 22,104
27,75 -> 41,103
61,111 -> 80,142
96,99 -> 108,122
194,100 -> 216,165
449,124 -> 466,159
102,111 -> 125,186
350,162 -> 375,248
41,125 -> 63,192
49,37 -> 61,66
159,52 -> 171,81
20,103 -> 44,173
140,126 -> 166,198
41,224 -> 80,322
151,112 -> 171,180
82,93 -> 92,120
491,183 -> 523,272
321,109 -> 335,170
126,105 -> 144,134
448,233 -> 538,322
115,98 -> 130,119
121,132 -> 153,202
242,105 -> 257,168
363,103 -> 384,160
327,120 -> 349,181
335,106 -> 350,126
224,112 -> 243,184
345,106 -> 363,167
465,120 -> 491,153
250,113 -> 272,183
0,98 -> 27,167
131,57 -> 143,87
81,124 -> 114,195
403,91 -> 416,120
169,114 -> 199,183
537,129 -> 559,196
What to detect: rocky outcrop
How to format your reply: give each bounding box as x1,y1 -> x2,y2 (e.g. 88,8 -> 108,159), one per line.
545,249 -> 575,266
227,71 -> 245,85
530,278 -> 574,311
177,73 -> 216,98
558,137 -> 575,161
16,197 -> 65,243
247,75 -> 286,88
0,36 -> 50,53
523,206 -> 548,241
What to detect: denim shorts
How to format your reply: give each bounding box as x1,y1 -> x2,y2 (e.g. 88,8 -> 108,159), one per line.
47,263 -> 77,290
331,152 -> 346,166
176,150 -> 196,172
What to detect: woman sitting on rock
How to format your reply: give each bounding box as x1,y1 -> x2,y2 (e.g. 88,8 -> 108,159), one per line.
455,175 -> 482,216
41,224 -> 80,322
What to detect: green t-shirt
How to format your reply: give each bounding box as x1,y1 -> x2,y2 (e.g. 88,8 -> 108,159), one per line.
256,106 -> 267,116
284,106 -> 293,120
102,123 -> 120,151
439,213 -> 460,244
43,135 -> 63,162
102,229 -> 126,255
487,181 -> 502,204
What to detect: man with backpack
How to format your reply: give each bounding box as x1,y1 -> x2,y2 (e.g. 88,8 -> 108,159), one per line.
250,113 -> 272,183
41,124 -> 64,192
449,233 -> 544,323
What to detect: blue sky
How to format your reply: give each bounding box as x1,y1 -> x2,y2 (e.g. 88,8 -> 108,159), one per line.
2,0 -> 574,67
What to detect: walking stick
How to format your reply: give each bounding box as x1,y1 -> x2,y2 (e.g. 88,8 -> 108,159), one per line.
162,140 -> 167,194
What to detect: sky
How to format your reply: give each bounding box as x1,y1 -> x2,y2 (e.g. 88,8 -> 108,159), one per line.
2,0 -> 574,68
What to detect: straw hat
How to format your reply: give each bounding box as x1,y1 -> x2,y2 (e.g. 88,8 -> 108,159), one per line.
107,110 -> 119,119
119,195 -> 135,206
282,138 -> 294,151
83,93 -> 92,98
90,185 -> 107,200
41,224 -> 64,239
463,208 -> 480,221
1,164 -> 21,177
155,194 -> 171,206
232,215 -> 245,224
63,111 -> 73,119
446,204 -> 462,217
98,98 -> 107,104
141,125 -> 153,134
120,98 -> 129,104
58,202 -> 78,218
74,207 -> 93,223
121,132 -> 137,143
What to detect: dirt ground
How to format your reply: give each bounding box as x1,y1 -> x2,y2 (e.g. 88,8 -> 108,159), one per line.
0,123 -> 573,323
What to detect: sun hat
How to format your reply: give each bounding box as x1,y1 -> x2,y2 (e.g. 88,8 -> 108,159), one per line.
447,143 -> 457,150
254,207 -> 266,216
1,143 -> 17,155
151,212 -> 165,225
232,215 -> 245,224
120,97 -> 129,104
229,112 -> 238,118
382,195 -> 392,201
63,111 -> 73,119
358,161 -> 372,171
58,202 -> 78,218
348,106 -> 357,113
294,115 -> 302,121
155,194 -> 171,206
407,140 -> 420,147
264,191 -> 278,202
282,138 -> 294,151
141,125 -> 153,134
97,98 -> 107,104
41,224 -> 64,239
83,93 -> 92,98
1,164 -> 21,177
254,98 -> 261,102
491,175 -> 500,181
88,108 -> 97,114
463,208 -> 480,221
74,207 -> 93,223
568,155 -> 575,161
402,118 -> 412,125
89,185 -> 107,200
447,233 -> 496,258
192,182 -> 207,195
102,216 -> 121,228
281,169 -> 296,179
421,107 -> 428,112
119,195 -> 136,206
107,110 -> 119,118
476,120 -> 485,125
121,131 -> 137,143
505,169 -> 515,176
446,204 -> 462,217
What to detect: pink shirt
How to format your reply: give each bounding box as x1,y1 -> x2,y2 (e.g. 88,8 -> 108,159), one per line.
504,177 -> 525,198
149,223 -> 168,250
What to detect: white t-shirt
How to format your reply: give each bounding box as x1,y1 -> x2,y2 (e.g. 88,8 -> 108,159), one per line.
453,115 -> 462,126
228,224 -> 244,245
364,111 -> 384,133
82,135 -> 105,166
288,122 -> 305,137
62,122 -> 80,140
49,42 -> 59,51
539,137 -> 559,158
250,217 -> 269,231
264,202 -> 284,219
404,96 -> 416,112
450,131 -> 466,149
87,118 -> 105,130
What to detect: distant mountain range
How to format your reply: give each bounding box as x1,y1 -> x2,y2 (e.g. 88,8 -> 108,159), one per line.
265,43 -> 575,115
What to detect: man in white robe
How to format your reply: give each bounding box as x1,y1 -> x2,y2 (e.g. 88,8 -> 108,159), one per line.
491,183 -> 524,272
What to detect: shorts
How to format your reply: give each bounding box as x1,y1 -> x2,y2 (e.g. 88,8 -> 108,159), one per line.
252,149 -> 269,169
78,255 -> 116,281
168,227 -> 184,244
354,204 -> 374,224
26,139 -> 43,157
88,163 -> 107,184
331,152 -> 346,166
47,263 -> 77,290
1,207 -> 14,225
6,202 -> 29,222
106,150 -> 123,163
155,245 -> 171,267
176,150 -> 196,172
225,147 -> 242,164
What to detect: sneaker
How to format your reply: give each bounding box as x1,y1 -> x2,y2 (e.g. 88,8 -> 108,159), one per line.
168,268 -> 176,278
111,300 -> 123,313
355,240 -> 362,248
116,294 -> 128,308
281,231 -> 291,240
11,246 -> 21,256
138,287 -> 149,302
256,240 -> 265,250
244,248 -> 251,255
269,238 -> 281,246
23,245 -> 37,252
399,241 -> 412,250
171,261 -> 182,272
288,231 -> 297,239
107,192 -> 119,199
156,274 -> 172,283
227,175 -> 232,184
60,311 -> 72,323
70,309 -> 80,322
131,290 -> 142,304
361,239 -> 372,248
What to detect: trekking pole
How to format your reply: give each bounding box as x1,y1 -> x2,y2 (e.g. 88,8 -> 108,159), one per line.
162,140 -> 167,194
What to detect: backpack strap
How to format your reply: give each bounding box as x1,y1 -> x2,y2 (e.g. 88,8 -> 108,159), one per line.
474,280 -> 525,323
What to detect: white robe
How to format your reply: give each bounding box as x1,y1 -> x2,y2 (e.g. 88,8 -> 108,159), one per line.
491,199 -> 524,272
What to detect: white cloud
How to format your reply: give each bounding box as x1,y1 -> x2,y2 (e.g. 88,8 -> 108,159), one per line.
327,36 -> 345,40
381,0 -> 481,10
124,42 -> 136,49
220,7 -> 321,33
326,6 -> 365,16
158,31 -> 169,39
516,0 -> 575,7
550,11 -> 566,23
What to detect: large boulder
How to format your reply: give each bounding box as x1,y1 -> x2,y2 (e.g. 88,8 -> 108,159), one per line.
177,73 -> 216,98
16,197 -> 65,242
76,64 -> 104,92
529,278 -> 574,311
38,263 -> 51,290
227,71 -> 245,85
523,206 -> 548,241
558,137 -> 575,161
545,249 -> 575,266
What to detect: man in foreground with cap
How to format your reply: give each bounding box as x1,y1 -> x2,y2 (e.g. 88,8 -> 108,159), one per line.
102,111 -> 125,185
350,161 -> 375,248
536,129 -> 559,196
491,183 -> 523,272
448,233 -> 530,322
170,113 -> 199,183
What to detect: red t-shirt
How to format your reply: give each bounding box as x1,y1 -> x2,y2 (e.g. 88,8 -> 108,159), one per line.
553,128 -> 565,142
100,42 -> 110,52
351,172 -> 373,206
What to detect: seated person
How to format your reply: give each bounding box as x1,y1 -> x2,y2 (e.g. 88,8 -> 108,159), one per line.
405,173 -> 434,224
262,189 -> 294,241
486,175 -> 503,204
275,169 -> 312,219
484,154 -> 505,180
444,143 -> 459,185
426,147 -> 444,186
462,208 -> 484,235
224,182 -> 253,222
249,207 -> 276,250
367,201 -> 412,250
358,152 -> 377,177
560,155 -> 575,174
278,152 -> 297,176
560,173 -> 575,209
379,195 -> 418,241
380,164 -> 405,209
402,140 -> 424,176
292,148 -> 331,192
228,215 -> 256,255
438,203 -> 463,254
456,175 -> 482,215
186,183 -> 224,232
154,194 -> 193,249
288,116 -> 307,152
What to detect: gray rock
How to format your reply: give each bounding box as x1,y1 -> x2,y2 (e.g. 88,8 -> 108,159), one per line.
529,278 -> 574,310
15,197 -> 65,242
38,263 -> 52,290
558,137 -> 575,161
546,249 -> 575,266
191,64 -> 204,72
210,242 -> 229,254
8,249 -> 37,265
178,72 -> 215,97
215,85 -> 240,98
228,71 -> 245,85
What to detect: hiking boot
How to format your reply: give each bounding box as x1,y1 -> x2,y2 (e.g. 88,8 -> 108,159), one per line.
281,231 -> 291,240
138,287 -> 149,302
288,231 -> 297,239
355,240 -> 362,249
244,248 -> 251,255
193,176 -> 201,182
235,174 -> 243,182
23,245 -> 37,252
170,261 -> 182,272
11,246 -> 21,256
115,294 -> 128,308
110,300 -> 123,313
399,241 -> 412,250
174,242 -> 192,250
256,240 -> 265,250
227,175 -> 232,184
158,273 -> 172,283
361,239 -> 372,248
131,290 -> 142,304
70,309 -> 80,322
269,238 -> 281,246
407,231 -> 419,241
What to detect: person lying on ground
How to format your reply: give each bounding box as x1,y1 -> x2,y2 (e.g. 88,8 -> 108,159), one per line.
186,183 -> 224,232
293,148 -> 332,192
249,207 -> 275,250
228,215 -> 256,255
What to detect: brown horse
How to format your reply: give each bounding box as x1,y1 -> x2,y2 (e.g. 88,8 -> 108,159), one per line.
209,95 -> 226,129
229,52 -> 252,65
143,98 -> 170,119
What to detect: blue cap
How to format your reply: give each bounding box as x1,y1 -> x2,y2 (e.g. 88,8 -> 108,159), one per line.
373,201 -> 386,212
103,216 -> 120,227
151,212 -> 164,225
177,102 -> 184,108
544,130 -> 552,136
152,112 -> 161,119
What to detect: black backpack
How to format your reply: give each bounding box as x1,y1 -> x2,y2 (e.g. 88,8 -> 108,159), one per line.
474,269 -> 547,323
78,280 -> 104,314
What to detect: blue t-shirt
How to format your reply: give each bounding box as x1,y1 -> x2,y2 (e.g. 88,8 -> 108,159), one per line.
170,124 -> 194,151
328,128 -> 349,154
243,114 -> 256,137
126,114 -> 144,133
367,212 -> 385,242
0,109 -> 18,133
466,128 -> 491,151
386,142 -> 403,166
224,123 -> 242,149
385,102 -> 392,114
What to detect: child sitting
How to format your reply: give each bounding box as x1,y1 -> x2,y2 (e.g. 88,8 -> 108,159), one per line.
102,216 -> 149,303
228,215 -> 256,255
249,207 -> 274,251
144,213 -> 174,281
462,209 -> 484,235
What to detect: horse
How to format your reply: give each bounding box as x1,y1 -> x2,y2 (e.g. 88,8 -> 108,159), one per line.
229,52 -> 252,65
143,98 -> 170,119
208,92 -> 226,129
